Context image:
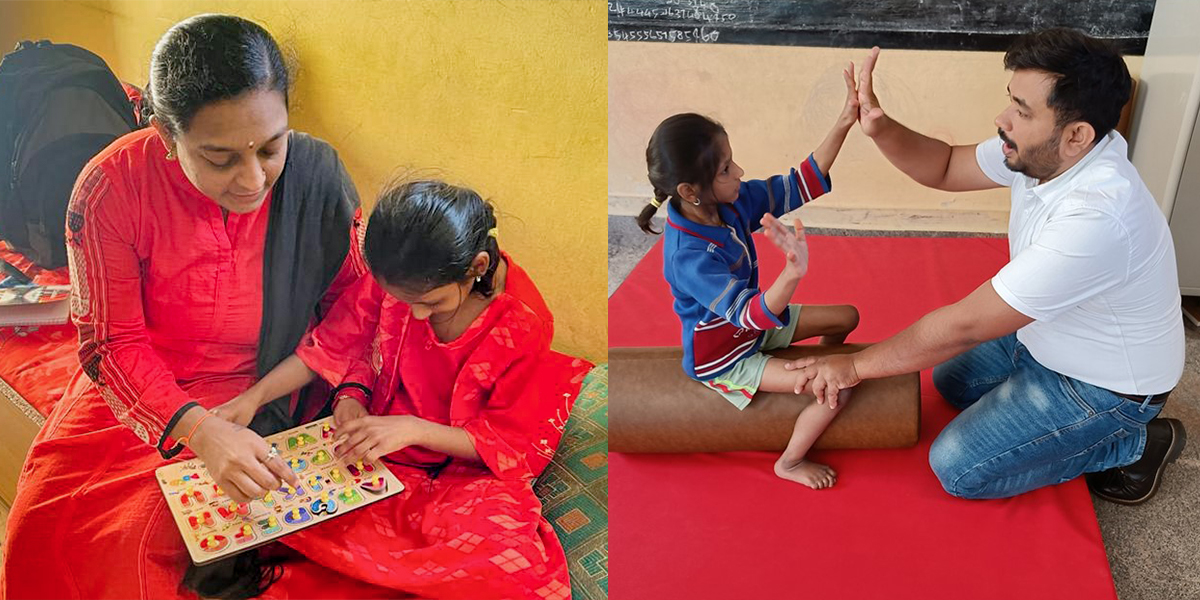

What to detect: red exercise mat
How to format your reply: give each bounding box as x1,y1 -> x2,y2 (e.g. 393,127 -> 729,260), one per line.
608,233 -> 1116,600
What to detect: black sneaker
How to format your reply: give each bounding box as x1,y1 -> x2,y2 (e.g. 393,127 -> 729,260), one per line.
1086,418 -> 1187,506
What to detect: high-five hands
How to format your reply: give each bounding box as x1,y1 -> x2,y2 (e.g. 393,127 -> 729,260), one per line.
851,47 -> 887,138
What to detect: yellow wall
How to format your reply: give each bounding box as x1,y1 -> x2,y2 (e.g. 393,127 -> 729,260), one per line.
1,0 -> 608,361
609,42 -> 1142,223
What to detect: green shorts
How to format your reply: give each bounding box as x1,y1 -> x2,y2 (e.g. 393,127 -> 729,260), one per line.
700,304 -> 802,410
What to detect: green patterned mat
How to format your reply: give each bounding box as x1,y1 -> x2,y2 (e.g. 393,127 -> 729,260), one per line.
536,364 -> 608,600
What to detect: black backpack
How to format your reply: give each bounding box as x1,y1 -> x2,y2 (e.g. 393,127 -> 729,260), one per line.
0,41 -> 141,269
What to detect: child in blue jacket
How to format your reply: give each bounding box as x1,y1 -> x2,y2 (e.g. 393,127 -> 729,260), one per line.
638,65 -> 861,488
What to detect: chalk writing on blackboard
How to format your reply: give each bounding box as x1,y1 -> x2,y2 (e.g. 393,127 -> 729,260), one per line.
608,0 -> 1155,54
608,27 -> 720,43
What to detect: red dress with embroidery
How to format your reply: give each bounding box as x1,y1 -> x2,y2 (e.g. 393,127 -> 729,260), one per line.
287,257 -> 590,600
0,128 -> 374,599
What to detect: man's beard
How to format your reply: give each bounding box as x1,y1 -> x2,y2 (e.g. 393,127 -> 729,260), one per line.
1000,127 -> 1063,181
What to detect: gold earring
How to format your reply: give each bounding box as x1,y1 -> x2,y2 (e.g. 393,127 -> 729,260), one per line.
165,147 -> 177,161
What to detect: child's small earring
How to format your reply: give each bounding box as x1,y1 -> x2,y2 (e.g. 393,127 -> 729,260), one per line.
691,196 -> 701,206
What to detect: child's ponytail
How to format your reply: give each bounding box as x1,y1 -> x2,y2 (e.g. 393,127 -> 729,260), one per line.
643,113 -> 727,235
636,187 -> 669,234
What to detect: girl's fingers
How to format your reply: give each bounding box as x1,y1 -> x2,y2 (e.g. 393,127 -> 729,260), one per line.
345,438 -> 375,463
335,431 -> 368,455
363,442 -> 383,463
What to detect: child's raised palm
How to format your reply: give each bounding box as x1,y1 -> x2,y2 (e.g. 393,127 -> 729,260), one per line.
837,60 -> 861,130
761,214 -> 808,278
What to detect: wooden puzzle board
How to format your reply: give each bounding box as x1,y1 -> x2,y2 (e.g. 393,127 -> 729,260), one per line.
156,416 -> 404,565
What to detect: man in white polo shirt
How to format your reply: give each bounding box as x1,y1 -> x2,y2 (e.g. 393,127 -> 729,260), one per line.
788,28 -> 1186,503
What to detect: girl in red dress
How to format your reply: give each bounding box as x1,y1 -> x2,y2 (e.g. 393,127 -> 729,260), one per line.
217,179 -> 590,599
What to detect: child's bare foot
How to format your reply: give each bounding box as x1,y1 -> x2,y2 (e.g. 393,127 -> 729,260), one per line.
774,457 -> 837,489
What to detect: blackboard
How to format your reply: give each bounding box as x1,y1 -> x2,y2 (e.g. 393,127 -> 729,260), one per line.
608,0 -> 1156,55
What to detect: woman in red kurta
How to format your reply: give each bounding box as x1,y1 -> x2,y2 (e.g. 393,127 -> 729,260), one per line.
1,15 -> 378,599
219,179 -> 591,599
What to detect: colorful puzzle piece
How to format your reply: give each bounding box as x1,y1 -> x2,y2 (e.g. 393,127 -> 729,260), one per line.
217,502 -> 251,521
187,511 -> 215,531
310,493 -> 338,516
280,484 -> 307,502
361,475 -> 388,495
283,507 -> 312,525
199,535 -> 229,553
337,486 -> 365,507
258,515 -> 282,536
178,486 -> 206,508
233,524 -> 256,545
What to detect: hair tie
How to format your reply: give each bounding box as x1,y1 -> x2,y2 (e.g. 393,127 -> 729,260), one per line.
650,197 -> 662,208
488,227 -> 499,239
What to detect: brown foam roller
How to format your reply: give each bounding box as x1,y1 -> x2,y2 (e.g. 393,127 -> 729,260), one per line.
609,344 -> 920,453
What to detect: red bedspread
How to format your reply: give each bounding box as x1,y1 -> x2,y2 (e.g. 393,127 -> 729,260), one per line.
608,233 -> 1117,600
0,243 -> 77,417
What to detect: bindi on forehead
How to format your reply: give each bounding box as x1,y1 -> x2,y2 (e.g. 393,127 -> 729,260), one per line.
197,128 -> 288,153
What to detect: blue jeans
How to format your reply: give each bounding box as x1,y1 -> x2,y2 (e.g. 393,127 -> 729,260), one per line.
929,334 -> 1161,499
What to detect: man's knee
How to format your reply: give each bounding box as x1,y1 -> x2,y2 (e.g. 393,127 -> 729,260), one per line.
928,428 -> 990,499
932,363 -> 970,409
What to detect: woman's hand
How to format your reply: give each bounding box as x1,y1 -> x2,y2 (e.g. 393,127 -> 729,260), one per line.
761,214 -> 809,279
334,414 -> 422,463
333,395 -> 369,427
189,416 -> 300,503
211,389 -> 265,427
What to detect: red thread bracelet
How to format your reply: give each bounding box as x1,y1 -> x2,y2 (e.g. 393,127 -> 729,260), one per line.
177,410 -> 213,448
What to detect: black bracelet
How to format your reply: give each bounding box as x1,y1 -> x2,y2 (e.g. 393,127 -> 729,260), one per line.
157,401 -> 201,459
332,382 -> 372,399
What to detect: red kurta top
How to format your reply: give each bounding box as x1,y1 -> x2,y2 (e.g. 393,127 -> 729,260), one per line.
296,254 -> 577,481
66,127 -> 363,448
3,127 -> 376,600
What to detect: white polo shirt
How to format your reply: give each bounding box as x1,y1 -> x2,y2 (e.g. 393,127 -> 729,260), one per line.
977,132 -> 1184,395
